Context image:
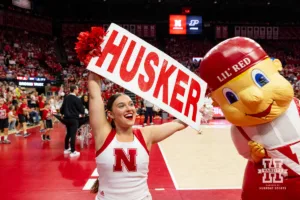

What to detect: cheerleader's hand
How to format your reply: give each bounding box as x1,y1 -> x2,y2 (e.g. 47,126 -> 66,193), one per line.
248,141 -> 266,163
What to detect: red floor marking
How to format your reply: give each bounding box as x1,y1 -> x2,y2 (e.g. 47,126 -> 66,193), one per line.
0,124 -> 96,200
0,121 -> 241,200
148,143 -> 176,189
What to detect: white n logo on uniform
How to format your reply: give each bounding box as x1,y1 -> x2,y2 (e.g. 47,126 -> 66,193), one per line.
113,148 -> 137,172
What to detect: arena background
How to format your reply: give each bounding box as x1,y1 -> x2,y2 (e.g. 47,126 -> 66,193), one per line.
1,0 -> 300,199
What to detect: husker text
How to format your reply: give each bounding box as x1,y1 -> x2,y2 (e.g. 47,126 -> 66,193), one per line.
87,23 -> 207,130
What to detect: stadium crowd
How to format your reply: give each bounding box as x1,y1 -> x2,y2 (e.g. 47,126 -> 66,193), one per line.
1,26 -> 300,140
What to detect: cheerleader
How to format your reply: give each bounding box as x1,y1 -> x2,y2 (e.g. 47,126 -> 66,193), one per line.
88,73 -> 188,200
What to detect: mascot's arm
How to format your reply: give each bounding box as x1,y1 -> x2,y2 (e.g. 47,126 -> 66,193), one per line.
230,126 -> 251,159
231,126 -> 266,163
248,141 -> 266,163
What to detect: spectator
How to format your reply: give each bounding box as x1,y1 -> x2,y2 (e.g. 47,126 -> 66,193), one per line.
8,105 -> 17,131
143,99 -> 154,126
60,85 -> 84,158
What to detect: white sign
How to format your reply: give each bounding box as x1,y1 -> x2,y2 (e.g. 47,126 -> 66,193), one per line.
87,23 -> 207,131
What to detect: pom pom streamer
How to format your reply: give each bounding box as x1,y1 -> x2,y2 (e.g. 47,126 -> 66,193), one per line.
75,27 -> 106,66
199,97 -> 214,123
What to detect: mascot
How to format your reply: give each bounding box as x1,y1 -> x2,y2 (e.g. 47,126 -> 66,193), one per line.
199,37 -> 300,200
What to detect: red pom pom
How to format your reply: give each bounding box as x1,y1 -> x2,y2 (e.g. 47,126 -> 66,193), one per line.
75,27 -> 106,66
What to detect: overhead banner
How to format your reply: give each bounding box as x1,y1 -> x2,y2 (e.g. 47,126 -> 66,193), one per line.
103,24 -> 110,31
273,27 -> 279,40
241,26 -> 247,37
0,11 -> 3,25
215,26 -> 221,39
235,26 -> 241,36
222,26 -> 228,38
260,27 -> 266,39
136,24 -> 142,37
3,11 -> 51,34
122,24 -> 130,31
247,26 -> 253,38
87,23 -> 207,131
129,24 -> 136,35
143,25 -> 149,37
150,25 -> 156,37
267,27 -> 273,40
253,27 -> 260,39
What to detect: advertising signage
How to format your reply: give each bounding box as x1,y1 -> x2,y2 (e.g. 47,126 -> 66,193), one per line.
17,76 -> 47,87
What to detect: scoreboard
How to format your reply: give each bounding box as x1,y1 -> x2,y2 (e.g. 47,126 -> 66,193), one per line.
169,15 -> 203,35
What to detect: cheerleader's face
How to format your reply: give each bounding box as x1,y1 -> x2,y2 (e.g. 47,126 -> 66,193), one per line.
211,58 -> 294,126
109,95 -> 136,128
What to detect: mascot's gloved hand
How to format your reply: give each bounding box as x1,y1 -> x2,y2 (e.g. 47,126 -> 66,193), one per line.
248,141 -> 266,163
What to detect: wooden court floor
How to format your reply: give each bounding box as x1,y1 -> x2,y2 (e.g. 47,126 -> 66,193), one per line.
0,119 -> 243,200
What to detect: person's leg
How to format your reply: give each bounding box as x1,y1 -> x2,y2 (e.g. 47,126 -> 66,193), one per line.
144,108 -> 149,125
70,119 -> 79,153
33,111 -> 39,124
3,118 -> 10,144
8,120 -> 12,130
16,115 -> 24,136
0,120 -> 3,143
46,120 -> 53,141
9,118 -> 16,130
22,121 -> 30,137
22,115 -> 30,137
39,111 -> 45,132
64,119 -> 71,151
16,120 -> 21,132
47,128 -> 52,141
42,128 -> 47,141
148,107 -> 154,124
29,112 -> 33,123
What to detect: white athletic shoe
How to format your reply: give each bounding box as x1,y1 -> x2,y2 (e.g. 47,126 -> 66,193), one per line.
70,151 -> 80,158
15,132 -> 22,137
23,133 -> 31,138
64,148 -> 71,154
